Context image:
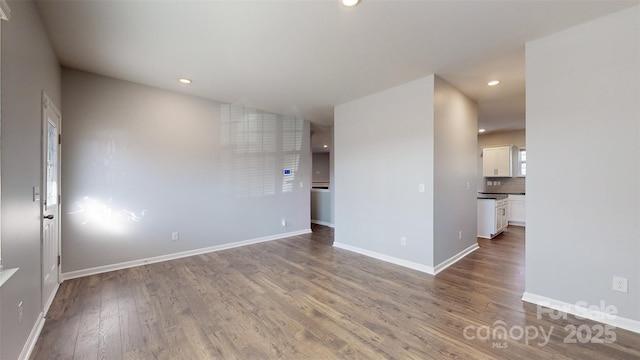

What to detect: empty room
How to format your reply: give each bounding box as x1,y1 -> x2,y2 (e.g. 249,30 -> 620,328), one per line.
0,1 -> 639,359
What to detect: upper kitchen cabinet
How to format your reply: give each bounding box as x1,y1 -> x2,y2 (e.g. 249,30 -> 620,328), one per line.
482,145 -> 516,177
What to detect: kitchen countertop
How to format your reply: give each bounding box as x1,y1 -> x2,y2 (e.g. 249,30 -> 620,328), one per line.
477,193 -> 509,200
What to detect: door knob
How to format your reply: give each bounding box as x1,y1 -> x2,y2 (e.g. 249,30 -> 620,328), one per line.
44,214 -> 54,220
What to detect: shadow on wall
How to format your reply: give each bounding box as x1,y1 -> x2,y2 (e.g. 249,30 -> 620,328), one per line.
220,104 -> 304,197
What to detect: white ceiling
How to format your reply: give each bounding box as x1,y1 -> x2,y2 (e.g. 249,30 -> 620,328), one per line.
36,0 -> 637,141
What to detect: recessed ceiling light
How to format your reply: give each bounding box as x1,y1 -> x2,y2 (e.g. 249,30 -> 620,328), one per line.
342,0 -> 359,7
179,78 -> 192,84
478,129 -> 486,133
323,144 -> 328,148
487,80 -> 500,86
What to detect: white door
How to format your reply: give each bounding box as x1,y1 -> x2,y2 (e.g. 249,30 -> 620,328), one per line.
42,93 -> 61,313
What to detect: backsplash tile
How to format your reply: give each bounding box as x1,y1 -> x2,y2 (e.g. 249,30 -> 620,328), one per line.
481,176 -> 526,194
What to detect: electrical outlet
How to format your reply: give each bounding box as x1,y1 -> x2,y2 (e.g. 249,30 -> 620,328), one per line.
466,182 -> 471,191
487,181 -> 492,186
400,236 -> 407,246
18,301 -> 23,324
281,218 -> 287,227
171,232 -> 179,241
613,276 -> 628,293
418,184 -> 425,193
458,230 -> 462,240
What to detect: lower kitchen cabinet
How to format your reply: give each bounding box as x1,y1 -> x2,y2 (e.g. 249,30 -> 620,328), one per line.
477,198 -> 508,239
508,194 -> 526,226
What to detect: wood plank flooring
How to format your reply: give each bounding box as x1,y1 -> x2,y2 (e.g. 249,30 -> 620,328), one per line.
31,226 -> 640,359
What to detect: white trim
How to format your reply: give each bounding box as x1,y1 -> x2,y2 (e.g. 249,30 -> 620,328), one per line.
61,229 -> 311,281
311,219 -> 334,228
0,267 -> 18,287
508,221 -> 525,227
433,243 -> 479,275
41,91 -> 62,314
18,312 -> 45,360
522,292 -> 640,334
42,282 -> 59,316
333,242 -> 435,275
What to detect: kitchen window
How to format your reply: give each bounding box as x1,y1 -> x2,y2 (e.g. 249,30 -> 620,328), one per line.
518,149 -> 526,176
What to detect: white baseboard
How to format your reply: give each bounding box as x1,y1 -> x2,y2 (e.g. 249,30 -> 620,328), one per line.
433,243 -> 479,275
332,242 -> 479,276
19,311 -> 45,360
43,282 -> 60,317
522,292 -> 640,334
333,242 -> 435,275
62,229 -> 311,281
311,220 -> 334,228
508,221 -> 525,227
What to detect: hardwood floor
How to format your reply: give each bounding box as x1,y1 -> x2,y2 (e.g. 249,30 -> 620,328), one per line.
309,223 -> 334,246
32,226 -> 639,359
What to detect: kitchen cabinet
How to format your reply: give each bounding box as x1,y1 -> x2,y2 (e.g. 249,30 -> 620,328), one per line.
508,194 -> 526,226
477,197 -> 508,239
482,146 -> 516,177
496,199 -> 508,234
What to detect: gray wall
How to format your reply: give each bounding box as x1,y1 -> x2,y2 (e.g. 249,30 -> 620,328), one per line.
433,76 -> 478,265
335,75 -> 436,267
478,129 -> 525,149
0,1 -> 61,359
310,189 -> 331,224
334,75 -> 478,269
62,69 -> 311,273
526,6 -> 639,321
312,152 -> 330,183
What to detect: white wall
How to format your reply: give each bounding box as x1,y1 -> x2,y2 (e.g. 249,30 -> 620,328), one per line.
335,75 -> 435,267
526,6 -> 639,322
61,69 -> 311,273
329,126 -> 335,224
433,76 -> 478,265
0,1 -> 61,358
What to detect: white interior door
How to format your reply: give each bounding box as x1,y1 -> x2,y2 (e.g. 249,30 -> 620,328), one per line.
42,93 -> 61,313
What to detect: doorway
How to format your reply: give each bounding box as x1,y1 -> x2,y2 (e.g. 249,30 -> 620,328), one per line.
41,92 -> 61,313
